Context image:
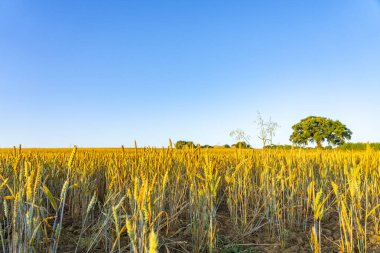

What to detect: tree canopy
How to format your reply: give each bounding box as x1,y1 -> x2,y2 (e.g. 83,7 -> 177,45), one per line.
231,141 -> 251,149
175,140 -> 196,149
289,116 -> 352,148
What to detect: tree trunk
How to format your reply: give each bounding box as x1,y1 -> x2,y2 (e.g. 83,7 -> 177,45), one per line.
316,141 -> 322,149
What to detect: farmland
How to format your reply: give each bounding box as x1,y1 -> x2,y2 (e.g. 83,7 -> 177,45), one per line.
0,146 -> 380,252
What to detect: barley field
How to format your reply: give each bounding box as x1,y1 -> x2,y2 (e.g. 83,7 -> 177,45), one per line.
0,145 -> 380,253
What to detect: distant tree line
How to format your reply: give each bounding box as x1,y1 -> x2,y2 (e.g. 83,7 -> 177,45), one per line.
337,142 -> 380,151
176,115 -> 358,150
263,143 -> 380,151
263,144 -> 333,150
174,140 -> 251,149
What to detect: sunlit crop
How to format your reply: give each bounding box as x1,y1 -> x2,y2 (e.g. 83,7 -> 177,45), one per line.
0,145 -> 379,252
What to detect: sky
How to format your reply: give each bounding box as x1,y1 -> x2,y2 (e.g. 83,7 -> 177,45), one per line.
1,0 -> 380,148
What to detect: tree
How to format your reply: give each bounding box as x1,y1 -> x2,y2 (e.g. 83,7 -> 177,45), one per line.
289,116 -> 352,148
175,140 -> 196,149
266,117 -> 280,146
229,129 -> 251,144
255,111 -> 280,147
231,141 -> 251,148
256,112 -> 268,147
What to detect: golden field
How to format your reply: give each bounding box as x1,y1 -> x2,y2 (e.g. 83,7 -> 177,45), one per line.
0,146 -> 380,253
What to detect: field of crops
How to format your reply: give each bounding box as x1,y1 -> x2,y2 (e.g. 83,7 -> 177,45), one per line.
0,146 -> 380,253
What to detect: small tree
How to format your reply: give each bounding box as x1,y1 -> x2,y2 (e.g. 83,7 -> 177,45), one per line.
175,140 -> 196,149
229,129 -> 251,144
255,111 -> 280,147
289,116 -> 352,148
232,141 -> 251,149
266,117 -> 280,145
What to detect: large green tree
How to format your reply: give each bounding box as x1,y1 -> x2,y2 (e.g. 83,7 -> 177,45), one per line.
289,116 -> 352,148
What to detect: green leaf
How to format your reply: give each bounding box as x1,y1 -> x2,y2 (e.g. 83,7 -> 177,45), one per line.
42,184 -> 57,211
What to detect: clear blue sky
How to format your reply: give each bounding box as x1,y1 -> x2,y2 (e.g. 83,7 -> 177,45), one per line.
1,0 -> 380,147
